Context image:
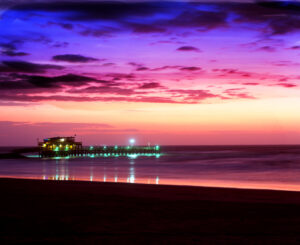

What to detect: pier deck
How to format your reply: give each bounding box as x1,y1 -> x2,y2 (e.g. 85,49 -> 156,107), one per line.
39,145 -> 160,158
38,136 -> 160,158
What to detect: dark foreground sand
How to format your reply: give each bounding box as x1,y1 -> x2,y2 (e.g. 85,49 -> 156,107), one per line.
1,178 -> 300,244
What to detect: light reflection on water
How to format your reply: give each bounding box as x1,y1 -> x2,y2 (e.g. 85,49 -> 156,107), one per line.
1,146 -> 300,191
39,156 -> 160,185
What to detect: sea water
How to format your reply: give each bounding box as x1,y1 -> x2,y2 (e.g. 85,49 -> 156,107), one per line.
1,145 -> 300,191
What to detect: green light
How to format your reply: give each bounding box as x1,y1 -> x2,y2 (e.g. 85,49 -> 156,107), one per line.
90,146 -> 94,150
27,154 -> 40,158
54,146 -> 59,152
114,145 -> 118,150
155,145 -> 160,151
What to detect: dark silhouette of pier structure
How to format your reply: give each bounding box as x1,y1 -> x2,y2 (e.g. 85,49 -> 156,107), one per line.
38,136 -> 160,158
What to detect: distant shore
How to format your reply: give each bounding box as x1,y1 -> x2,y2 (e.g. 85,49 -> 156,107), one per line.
1,178 -> 300,244
0,146 -> 38,159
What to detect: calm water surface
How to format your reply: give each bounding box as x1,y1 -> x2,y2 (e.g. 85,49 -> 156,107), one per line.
1,145 -> 300,191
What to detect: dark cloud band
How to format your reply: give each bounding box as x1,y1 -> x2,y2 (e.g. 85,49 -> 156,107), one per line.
52,54 -> 99,63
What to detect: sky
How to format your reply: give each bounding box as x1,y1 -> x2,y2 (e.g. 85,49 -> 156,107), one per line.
0,0 -> 300,146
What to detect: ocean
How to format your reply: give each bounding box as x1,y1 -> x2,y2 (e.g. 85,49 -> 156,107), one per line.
1,145 -> 300,191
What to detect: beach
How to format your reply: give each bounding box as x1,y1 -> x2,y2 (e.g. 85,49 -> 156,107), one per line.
1,178 -> 300,244
1,0 -> 300,243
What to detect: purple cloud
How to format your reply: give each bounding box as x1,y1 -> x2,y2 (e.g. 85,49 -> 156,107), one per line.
52,54 -> 99,63
129,23 -> 166,33
180,67 -> 201,71
272,83 -> 297,88
2,50 -> 29,57
176,46 -> 201,52
0,61 -> 64,73
138,82 -> 162,89
258,46 -> 276,52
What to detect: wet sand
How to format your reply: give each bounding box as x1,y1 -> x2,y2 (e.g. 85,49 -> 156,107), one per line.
1,178 -> 300,244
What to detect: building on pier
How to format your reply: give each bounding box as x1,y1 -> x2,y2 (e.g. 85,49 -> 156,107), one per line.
38,136 -> 82,157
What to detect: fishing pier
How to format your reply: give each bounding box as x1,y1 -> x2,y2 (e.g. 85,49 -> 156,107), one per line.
38,136 -> 160,158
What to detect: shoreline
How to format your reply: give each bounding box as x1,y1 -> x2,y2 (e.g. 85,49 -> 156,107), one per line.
1,178 -> 300,244
2,176 -> 300,193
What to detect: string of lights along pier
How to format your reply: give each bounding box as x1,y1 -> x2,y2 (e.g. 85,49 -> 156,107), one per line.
38,136 -> 160,159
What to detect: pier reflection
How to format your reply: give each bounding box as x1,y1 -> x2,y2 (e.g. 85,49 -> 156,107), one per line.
128,166 -> 135,183
42,157 -> 160,185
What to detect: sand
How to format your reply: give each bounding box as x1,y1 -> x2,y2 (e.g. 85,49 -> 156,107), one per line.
1,178 -> 300,244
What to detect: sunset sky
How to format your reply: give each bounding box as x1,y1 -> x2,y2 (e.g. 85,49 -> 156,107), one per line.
0,0 -> 300,145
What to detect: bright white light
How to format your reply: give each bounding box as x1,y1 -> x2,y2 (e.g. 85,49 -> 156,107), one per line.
128,154 -> 138,159
129,138 -> 135,145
